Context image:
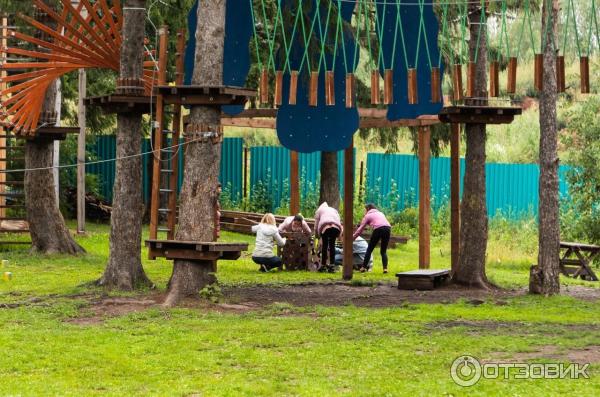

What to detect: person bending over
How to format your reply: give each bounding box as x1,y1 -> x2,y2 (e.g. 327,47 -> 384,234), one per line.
278,213 -> 312,235
314,202 -> 343,273
251,213 -> 286,272
353,204 -> 391,273
334,236 -> 373,271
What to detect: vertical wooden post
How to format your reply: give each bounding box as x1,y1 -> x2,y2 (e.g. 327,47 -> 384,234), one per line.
290,150 -> 300,215
450,123 -> 461,274
274,70 -> 283,106
534,53 -> 544,91
343,138 -> 354,280
325,71 -> 335,106
452,64 -> 463,101
489,61 -> 499,97
345,73 -> 355,108
289,71 -> 298,105
370,70 -> 380,104
0,16 -> 7,219
358,160 -> 364,203
384,69 -> 394,104
166,30 -> 186,240
507,57 -> 517,94
309,71 -> 318,106
418,126 -> 431,269
556,55 -> 565,93
149,26 -> 168,240
77,68 -> 86,234
260,68 -> 269,104
407,68 -> 418,104
243,146 -> 248,198
580,56 -> 590,94
430,67 -> 441,103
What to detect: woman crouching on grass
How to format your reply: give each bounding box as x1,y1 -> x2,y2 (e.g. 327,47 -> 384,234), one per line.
353,204 -> 392,274
251,213 -> 286,272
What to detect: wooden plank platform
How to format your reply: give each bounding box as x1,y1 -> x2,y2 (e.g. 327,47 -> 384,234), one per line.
439,105 -> 522,124
145,239 -> 248,261
155,85 -> 256,106
396,269 -> 450,290
84,95 -> 154,114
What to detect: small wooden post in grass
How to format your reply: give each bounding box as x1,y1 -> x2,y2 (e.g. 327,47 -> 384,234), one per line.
450,123 -> 461,274
343,138 -> 354,280
290,150 -> 300,215
418,126 -> 431,269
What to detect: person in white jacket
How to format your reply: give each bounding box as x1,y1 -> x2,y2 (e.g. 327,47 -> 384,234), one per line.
251,213 -> 286,272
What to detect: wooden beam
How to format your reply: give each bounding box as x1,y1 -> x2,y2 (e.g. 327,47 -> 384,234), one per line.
450,123 -> 461,274
77,68 -> 86,234
343,138 -> 354,280
418,126 -> 431,269
290,150 -> 299,215
0,16 -> 7,219
221,117 -> 276,129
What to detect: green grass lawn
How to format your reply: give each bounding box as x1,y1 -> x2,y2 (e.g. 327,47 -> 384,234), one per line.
1,222 -> 599,396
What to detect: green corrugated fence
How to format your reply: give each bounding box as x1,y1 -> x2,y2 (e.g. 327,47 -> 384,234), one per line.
366,153 -> 571,218
86,136 -> 243,203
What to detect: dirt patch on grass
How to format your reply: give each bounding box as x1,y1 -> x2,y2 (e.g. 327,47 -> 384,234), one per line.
488,345 -> 600,364
66,295 -> 162,325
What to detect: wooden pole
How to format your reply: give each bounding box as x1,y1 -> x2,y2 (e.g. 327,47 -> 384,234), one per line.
290,150 -> 300,215
243,146 -> 248,198
149,26 -> 168,240
343,138 -> 354,280
0,16 -> 7,219
358,160 -> 364,203
450,123 -> 461,274
418,126 -> 431,269
76,68 -> 86,234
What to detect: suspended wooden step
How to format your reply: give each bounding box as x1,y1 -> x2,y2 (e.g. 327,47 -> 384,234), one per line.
489,61 -> 499,98
345,73 -> 355,108
430,67 -> 441,104
556,56 -> 566,93
407,68 -> 418,105
274,70 -> 283,107
452,64 -> 463,101
507,57 -> 517,95
309,71 -> 318,107
466,62 -> 476,97
534,54 -> 543,91
370,70 -> 380,105
325,71 -> 335,106
260,68 -> 269,104
384,69 -> 393,105
580,56 -> 590,94
289,70 -> 298,105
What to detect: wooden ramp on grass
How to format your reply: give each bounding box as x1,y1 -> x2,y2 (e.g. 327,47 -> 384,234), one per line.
396,269 -> 450,290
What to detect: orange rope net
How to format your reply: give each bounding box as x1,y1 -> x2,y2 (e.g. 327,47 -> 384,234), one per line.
0,0 -> 156,135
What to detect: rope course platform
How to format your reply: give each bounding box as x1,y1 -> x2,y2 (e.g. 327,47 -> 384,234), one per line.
155,85 -> 256,106
145,239 -> 248,262
84,94 -> 154,115
439,105 -> 522,125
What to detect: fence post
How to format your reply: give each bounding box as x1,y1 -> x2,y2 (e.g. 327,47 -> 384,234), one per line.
243,147 -> 248,198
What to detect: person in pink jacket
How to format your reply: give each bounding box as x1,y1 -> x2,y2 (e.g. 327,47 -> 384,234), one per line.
353,203 -> 392,273
314,202 -> 343,272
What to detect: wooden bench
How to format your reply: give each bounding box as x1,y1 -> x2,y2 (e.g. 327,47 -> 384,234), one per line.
560,241 -> 600,281
396,269 -> 450,290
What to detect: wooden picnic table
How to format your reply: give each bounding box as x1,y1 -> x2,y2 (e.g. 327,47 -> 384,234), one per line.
559,241 -> 600,281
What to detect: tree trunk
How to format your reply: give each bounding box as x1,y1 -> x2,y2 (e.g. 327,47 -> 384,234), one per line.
453,3 -> 491,289
163,1 -> 226,307
24,7 -> 84,255
98,0 -> 151,289
530,0 -> 560,295
319,151 -> 340,209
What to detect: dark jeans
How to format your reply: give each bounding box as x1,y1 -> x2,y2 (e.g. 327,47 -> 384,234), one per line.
321,227 -> 340,267
363,226 -> 391,270
252,256 -> 282,271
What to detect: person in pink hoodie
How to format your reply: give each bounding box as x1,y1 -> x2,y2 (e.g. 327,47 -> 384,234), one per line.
353,203 -> 392,273
314,202 -> 343,272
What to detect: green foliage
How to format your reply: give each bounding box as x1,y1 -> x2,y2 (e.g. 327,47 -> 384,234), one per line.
560,96 -> 600,244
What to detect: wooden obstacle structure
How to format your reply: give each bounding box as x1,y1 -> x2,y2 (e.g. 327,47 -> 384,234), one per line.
559,241 -> 600,281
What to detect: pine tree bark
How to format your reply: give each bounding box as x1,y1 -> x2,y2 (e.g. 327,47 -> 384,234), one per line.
25,2 -> 84,255
319,151 -> 340,209
530,0 -> 560,295
452,3 -> 491,288
98,0 -> 151,290
163,1 -> 226,307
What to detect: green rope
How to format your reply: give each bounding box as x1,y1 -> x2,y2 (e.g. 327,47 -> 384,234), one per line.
363,0 -> 375,69
416,0 -> 433,71
299,0 -> 322,74
374,0 -> 387,70
499,0 -> 510,60
459,0 -> 468,62
393,0 -> 409,70
541,0 -> 557,54
249,0 -> 262,69
593,0 -> 600,54
260,0 -> 281,73
317,0 -> 334,73
585,0 -> 597,55
570,0 -> 582,57
276,0 -> 291,74
352,0 -> 363,70
438,0 -> 451,68
526,0 -> 536,56
283,2 -> 303,74
333,1 -> 348,74
473,0 -> 486,63
515,0 -> 528,58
